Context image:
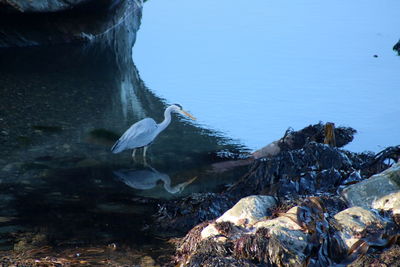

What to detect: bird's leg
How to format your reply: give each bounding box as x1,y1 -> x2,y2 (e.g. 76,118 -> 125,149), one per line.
143,146 -> 149,166
132,149 -> 137,161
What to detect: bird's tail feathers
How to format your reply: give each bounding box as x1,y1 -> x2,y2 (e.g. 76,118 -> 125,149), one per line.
111,140 -> 122,153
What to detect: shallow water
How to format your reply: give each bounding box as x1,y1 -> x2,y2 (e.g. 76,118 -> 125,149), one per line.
134,0 -> 400,152
0,44 -> 246,263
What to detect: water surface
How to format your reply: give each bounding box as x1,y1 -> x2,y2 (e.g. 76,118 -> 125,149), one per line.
134,0 -> 400,152
0,43 -> 245,263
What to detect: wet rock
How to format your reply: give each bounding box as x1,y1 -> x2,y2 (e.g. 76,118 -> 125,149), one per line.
341,162 -> 400,208
216,195 -> 277,226
333,207 -> 397,250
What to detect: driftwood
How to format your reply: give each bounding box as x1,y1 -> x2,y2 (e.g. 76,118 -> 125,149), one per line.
212,122 -> 356,173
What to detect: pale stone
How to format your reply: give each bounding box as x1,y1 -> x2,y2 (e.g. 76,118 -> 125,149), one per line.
254,214 -> 303,231
216,195 -> 277,226
200,224 -> 220,240
253,206 -> 309,266
372,191 -> 400,215
334,207 -> 387,249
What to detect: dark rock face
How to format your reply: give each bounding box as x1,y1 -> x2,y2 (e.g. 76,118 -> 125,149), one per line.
0,0 -> 91,12
0,0 -> 142,48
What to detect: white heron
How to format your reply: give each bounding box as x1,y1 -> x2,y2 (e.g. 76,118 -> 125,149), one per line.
111,104 -> 196,161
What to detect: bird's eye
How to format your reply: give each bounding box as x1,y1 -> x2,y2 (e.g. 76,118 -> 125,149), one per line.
173,103 -> 183,110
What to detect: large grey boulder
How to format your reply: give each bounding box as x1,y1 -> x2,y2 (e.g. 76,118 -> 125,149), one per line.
341,162 -> 400,208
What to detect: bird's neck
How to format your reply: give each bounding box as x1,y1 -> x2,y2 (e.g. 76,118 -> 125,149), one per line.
160,174 -> 178,194
158,106 -> 173,133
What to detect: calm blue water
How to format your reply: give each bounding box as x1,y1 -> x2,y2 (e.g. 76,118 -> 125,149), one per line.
134,0 -> 400,152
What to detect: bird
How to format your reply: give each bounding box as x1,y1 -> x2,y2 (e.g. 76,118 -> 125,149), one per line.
113,167 -> 197,194
111,104 -> 196,162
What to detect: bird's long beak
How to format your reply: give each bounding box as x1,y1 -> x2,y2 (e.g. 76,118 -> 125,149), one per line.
180,110 -> 196,120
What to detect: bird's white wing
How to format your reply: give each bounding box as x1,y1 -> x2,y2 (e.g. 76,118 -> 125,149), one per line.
111,118 -> 158,153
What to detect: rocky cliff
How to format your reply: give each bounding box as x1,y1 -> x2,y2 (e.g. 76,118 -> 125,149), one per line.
0,0 -> 142,48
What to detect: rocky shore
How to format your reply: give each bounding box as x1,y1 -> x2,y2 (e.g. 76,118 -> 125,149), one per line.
1,1 -> 399,266
155,123 -> 400,266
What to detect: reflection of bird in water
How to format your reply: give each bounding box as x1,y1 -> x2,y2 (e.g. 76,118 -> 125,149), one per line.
113,167 -> 197,194
111,104 -> 196,162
